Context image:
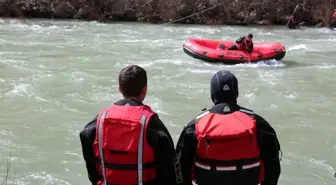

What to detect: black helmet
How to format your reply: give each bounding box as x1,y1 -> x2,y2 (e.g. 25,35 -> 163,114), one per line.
210,70 -> 239,104
248,34 -> 253,38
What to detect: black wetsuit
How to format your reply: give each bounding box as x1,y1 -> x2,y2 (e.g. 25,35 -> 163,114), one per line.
288,24 -> 296,29
79,99 -> 182,185
176,70 -> 282,185
176,103 -> 282,185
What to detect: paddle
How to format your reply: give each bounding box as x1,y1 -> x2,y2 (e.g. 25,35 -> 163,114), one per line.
244,39 -> 251,63
285,4 -> 301,29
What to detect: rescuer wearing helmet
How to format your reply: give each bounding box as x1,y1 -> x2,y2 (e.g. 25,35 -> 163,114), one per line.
80,65 -> 182,185
176,70 -> 282,185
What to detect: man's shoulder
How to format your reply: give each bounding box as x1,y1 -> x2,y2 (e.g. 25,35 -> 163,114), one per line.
237,106 -> 272,127
183,108 -> 209,131
83,121 -> 96,130
238,106 -> 255,115
146,113 -> 169,134
195,108 -> 210,120
147,113 -> 160,125
79,116 -> 97,138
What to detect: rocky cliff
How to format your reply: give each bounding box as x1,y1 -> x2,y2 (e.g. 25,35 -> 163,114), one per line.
0,0 -> 335,27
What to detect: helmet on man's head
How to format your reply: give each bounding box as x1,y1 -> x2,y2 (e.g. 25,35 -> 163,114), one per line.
210,70 -> 239,104
248,34 -> 253,39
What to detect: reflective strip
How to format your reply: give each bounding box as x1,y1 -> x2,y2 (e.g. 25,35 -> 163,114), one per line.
196,111 -> 209,120
216,166 -> 237,171
98,111 -> 108,185
195,162 -> 210,170
242,161 -> 260,170
239,108 -> 254,115
138,114 -> 147,185
195,161 -> 260,171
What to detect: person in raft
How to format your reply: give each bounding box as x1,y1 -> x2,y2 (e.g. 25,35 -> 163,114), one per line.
79,65 -> 182,185
287,15 -> 296,29
176,70 -> 282,185
227,33 -> 254,53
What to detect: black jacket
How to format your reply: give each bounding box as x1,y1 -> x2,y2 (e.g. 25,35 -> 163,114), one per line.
176,103 -> 282,185
79,99 -> 182,185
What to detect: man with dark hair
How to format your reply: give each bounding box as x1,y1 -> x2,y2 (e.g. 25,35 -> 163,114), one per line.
228,33 -> 254,53
80,65 -> 182,185
118,65 -> 148,97
176,70 -> 282,185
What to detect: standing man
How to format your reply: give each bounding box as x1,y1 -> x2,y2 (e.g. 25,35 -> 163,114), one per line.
177,70 -> 282,185
287,15 -> 297,29
80,65 -> 182,185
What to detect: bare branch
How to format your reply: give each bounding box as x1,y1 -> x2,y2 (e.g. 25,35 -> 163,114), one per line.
1,151 -> 16,185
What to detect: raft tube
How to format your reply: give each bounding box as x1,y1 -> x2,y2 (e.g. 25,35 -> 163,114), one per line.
183,38 -> 286,64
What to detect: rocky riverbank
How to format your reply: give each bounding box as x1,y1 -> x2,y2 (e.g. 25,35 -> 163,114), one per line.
0,0 -> 335,27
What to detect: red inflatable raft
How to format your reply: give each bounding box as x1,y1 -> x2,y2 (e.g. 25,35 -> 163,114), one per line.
183,38 -> 286,64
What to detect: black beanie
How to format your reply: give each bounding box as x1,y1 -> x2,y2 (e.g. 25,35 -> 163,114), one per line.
210,70 -> 239,104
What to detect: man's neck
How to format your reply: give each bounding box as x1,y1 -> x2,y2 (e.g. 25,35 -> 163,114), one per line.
215,99 -> 237,106
123,96 -> 142,103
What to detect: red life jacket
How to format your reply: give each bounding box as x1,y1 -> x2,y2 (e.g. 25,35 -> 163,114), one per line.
289,16 -> 295,24
193,108 -> 265,185
92,104 -> 156,185
333,10 -> 336,19
238,35 -> 252,51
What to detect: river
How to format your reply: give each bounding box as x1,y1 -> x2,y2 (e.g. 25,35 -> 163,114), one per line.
0,19 -> 335,185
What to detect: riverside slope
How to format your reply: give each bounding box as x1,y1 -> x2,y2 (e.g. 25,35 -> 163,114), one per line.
1,0 -> 336,27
